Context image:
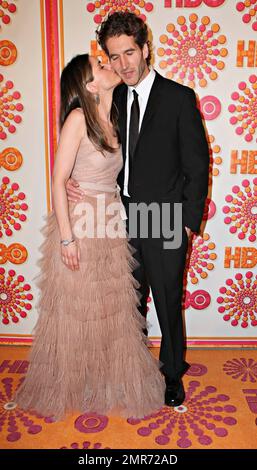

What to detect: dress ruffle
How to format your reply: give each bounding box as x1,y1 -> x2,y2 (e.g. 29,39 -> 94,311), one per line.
15,197 -> 165,421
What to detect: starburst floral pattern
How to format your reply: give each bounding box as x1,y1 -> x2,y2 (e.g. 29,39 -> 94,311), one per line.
86,0 -> 154,24
157,14 -> 227,89
208,134 -> 223,184
0,176 -> 28,237
236,1 -> 257,32
228,75 -> 257,143
217,271 -> 257,329
223,358 -> 257,383
61,441 -> 110,449
0,377 -> 54,443
127,381 -> 237,448
0,1 -> 17,29
222,178 -> 257,243
0,268 -> 33,325
186,233 -> 217,285
0,75 -> 23,140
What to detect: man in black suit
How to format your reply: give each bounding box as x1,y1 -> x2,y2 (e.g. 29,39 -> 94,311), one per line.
67,12 -> 209,407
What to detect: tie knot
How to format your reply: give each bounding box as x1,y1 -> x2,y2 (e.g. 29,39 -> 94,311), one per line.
133,89 -> 138,100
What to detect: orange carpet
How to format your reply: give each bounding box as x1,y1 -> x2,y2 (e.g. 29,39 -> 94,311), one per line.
0,346 -> 256,449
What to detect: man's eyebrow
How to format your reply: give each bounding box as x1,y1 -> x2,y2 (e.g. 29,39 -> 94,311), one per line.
110,48 -> 136,57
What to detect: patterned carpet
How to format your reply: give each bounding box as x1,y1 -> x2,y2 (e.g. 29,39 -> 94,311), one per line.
0,346 -> 256,449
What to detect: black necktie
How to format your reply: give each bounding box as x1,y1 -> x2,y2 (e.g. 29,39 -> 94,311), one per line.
128,90 -> 140,193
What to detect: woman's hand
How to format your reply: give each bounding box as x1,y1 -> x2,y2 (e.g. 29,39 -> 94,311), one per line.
61,241 -> 80,271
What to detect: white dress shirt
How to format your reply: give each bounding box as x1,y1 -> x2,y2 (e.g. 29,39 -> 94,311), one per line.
123,68 -> 156,197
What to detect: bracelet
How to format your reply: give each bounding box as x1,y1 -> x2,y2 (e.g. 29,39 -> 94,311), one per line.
60,238 -> 75,246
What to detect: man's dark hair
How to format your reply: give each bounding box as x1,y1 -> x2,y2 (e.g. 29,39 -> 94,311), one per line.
96,12 -> 152,66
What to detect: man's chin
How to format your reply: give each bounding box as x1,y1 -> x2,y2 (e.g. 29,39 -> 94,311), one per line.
121,73 -> 138,86
124,79 -> 138,86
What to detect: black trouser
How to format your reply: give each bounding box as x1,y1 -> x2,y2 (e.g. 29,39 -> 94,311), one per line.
123,198 -> 190,381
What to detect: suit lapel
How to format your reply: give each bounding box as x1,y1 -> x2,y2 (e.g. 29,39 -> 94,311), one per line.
117,85 -> 128,166
137,71 -> 162,142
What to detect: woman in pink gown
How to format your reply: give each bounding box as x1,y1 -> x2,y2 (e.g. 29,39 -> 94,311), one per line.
14,54 -> 165,421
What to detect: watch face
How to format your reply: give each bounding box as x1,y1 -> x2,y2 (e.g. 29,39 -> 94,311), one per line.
62,239 -> 74,246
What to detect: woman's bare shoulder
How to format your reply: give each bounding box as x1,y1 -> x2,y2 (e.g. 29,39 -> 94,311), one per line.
62,108 -> 86,137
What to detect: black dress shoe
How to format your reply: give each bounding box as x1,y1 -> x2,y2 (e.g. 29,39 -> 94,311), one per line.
164,378 -> 186,407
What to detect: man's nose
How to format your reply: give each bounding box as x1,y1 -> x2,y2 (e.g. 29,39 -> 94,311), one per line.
120,56 -> 128,70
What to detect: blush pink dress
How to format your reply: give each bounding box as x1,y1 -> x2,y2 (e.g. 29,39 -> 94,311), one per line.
15,128 -> 165,421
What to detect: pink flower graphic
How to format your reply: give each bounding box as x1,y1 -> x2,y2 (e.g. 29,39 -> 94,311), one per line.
223,179 -> 257,243
0,376 -> 54,443
223,358 -> 257,383
127,381 -> 237,448
86,0 -> 154,24
157,14 -> 227,88
236,1 -> 257,32
0,75 -> 23,140
187,233 -> 217,285
217,271 -> 257,329
0,176 -> 28,237
228,75 -> 257,144
0,268 -> 33,325
0,1 -> 17,29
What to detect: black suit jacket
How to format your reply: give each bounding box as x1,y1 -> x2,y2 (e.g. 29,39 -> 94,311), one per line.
113,71 -> 209,233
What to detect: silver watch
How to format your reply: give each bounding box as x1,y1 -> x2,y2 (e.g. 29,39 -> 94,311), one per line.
60,238 -> 75,246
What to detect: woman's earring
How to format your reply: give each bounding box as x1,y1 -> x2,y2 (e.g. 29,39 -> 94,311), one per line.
95,94 -> 100,105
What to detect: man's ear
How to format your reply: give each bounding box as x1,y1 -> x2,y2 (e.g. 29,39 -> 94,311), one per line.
86,81 -> 97,94
143,42 -> 149,61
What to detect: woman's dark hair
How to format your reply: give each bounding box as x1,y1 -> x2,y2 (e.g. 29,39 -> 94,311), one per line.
96,12 -> 152,66
60,54 -> 119,153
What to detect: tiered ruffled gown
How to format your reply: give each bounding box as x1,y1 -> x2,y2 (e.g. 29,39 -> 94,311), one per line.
14,130 -> 165,421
